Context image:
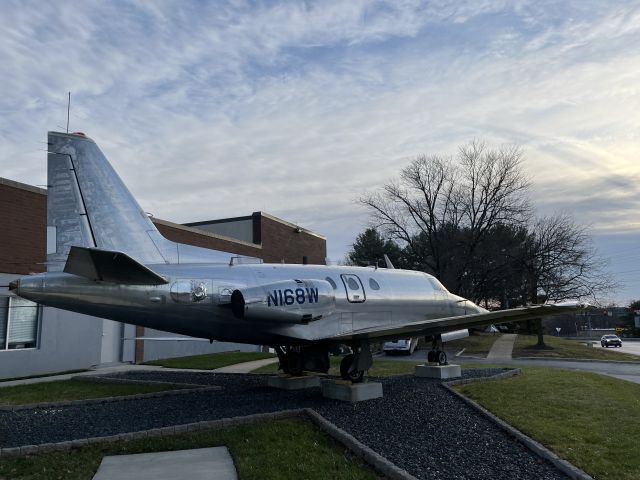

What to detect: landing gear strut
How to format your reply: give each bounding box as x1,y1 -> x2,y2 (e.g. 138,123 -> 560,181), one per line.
339,340 -> 372,383
275,346 -> 303,375
426,335 -> 448,366
274,345 -> 329,376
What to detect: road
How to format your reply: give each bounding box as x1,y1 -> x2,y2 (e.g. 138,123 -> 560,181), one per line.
592,338 -> 640,356
378,347 -> 640,384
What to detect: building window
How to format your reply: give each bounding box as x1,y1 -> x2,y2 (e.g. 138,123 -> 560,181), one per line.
0,296 -> 40,350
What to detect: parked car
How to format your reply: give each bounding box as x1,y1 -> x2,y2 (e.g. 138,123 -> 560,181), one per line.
600,334 -> 622,348
383,338 -> 418,355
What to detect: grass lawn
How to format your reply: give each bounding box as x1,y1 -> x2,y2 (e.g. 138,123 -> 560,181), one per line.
253,356 -> 417,376
513,334 -> 640,361
446,332 -> 501,356
455,367 -> 640,480
0,380 -> 181,406
0,419 -> 376,480
144,351 -> 276,369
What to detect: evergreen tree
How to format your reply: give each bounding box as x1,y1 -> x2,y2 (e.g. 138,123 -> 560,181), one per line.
347,228 -> 403,268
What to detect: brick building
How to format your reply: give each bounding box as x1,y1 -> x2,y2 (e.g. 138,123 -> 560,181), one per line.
0,177 -> 326,379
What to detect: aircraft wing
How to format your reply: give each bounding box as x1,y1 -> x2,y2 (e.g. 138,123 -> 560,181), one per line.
330,302 -> 588,342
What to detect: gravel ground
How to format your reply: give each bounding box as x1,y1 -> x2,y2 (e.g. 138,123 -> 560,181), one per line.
0,369 -> 566,480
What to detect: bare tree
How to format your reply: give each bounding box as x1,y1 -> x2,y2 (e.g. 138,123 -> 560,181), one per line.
360,140 -> 531,299
517,214 -> 616,346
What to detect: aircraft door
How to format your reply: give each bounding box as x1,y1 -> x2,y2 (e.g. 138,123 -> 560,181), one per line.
341,274 -> 366,303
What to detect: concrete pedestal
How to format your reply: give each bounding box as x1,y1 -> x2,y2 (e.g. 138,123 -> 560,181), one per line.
267,375 -> 320,390
414,364 -> 462,379
320,380 -> 383,402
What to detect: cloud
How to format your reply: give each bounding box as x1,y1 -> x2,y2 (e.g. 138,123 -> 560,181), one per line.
1,0 -> 640,298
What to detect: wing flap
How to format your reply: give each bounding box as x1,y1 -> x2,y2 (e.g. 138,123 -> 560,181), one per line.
64,246 -> 168,285
330,303 -> 588,342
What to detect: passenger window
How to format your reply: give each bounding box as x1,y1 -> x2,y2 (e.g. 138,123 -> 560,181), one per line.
325,277 -> 337,289
369,278 -> 380,290
347,278 -> 359,290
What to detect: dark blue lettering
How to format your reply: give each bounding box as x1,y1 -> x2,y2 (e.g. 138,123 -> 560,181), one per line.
306,288 -> 319,303
284,289 -> 295,305
268,291 -> 278,307
295,288 -> 305,304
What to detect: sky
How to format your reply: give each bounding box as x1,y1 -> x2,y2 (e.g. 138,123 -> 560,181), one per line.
1,0 -> 639,304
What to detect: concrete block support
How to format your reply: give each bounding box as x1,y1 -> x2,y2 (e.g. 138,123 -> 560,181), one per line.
267,375 -> 321,390
414,364 -> 462,379
321,380 -> 383,402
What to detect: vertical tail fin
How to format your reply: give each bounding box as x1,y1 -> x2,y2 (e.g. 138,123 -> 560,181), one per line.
47,132 -> 175,271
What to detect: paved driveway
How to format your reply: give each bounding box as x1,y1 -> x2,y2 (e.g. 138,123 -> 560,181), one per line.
378,349 -> 640,384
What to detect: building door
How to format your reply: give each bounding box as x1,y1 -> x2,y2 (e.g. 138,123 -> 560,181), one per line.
100,319 -> 122,364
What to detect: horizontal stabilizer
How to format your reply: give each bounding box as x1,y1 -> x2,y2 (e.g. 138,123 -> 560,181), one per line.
64,246 -> 168,285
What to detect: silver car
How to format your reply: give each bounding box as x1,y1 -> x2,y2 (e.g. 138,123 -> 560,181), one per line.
601,334 -> 622,348
383,338 -> 418,355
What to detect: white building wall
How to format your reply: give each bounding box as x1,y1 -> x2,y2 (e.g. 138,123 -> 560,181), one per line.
140,327 -> 259,362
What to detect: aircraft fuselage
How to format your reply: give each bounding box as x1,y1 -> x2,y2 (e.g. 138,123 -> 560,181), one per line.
12,262 -> 481,346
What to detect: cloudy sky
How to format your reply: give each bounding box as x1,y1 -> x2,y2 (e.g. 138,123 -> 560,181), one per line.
1,1 -> 639,304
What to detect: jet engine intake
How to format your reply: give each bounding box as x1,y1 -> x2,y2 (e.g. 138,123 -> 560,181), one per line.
230,279 -> 335,323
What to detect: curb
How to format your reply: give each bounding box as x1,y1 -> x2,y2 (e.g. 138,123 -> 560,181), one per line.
304,409 -> 417,480
0,409 -> 304,459
446,368 -> 521,387
513,357 -> 640,365
72,375 -> 209,389
444,374 -> 593,480
0,384 -> 220,412
0,405 -> 416,480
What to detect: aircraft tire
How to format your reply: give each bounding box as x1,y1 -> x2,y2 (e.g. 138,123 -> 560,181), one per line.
427,350 -> 436,363
340,354 -> 364,383
437,350 -> 447,365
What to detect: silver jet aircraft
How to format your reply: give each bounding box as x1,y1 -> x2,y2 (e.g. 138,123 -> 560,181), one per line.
10,132 -> 586,382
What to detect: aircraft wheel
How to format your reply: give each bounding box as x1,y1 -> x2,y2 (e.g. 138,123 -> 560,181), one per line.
287,351 -> 304,376
437,350 -> 447,365
340,354 -> 364,383
427,350 -> 436,363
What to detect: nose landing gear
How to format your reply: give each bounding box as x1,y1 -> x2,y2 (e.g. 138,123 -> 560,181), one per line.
426,335 -> 448,365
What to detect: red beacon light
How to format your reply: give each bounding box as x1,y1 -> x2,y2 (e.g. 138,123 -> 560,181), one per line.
71,132 -> 86,137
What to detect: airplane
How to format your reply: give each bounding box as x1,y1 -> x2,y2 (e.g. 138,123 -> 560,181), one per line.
9,131 -> 587,383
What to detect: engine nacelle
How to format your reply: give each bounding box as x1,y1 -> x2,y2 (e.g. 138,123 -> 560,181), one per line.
441,328 -> 469,343
230,279 -> 335,324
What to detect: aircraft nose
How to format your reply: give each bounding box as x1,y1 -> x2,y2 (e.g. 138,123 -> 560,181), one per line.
8,279 -> 19,293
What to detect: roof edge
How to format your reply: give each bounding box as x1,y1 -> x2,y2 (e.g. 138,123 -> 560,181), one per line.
152,217 -> 262,250
0,177 -> 47,195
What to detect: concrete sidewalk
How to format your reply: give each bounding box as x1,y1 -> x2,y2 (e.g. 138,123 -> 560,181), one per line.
0,357 -> 279,388
213,357 -> 278,373
486,334 -> 518,360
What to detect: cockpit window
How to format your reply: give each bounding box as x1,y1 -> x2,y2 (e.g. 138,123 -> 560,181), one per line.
369,278 -> 380,290
427,276 -> 447,292
325,277 -> 337,289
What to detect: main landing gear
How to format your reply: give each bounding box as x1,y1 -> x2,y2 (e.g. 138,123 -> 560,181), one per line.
275,342 -> 372,383
339,340 -> 372,383
274,345 -> 330,376
427,335 -> 448,365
